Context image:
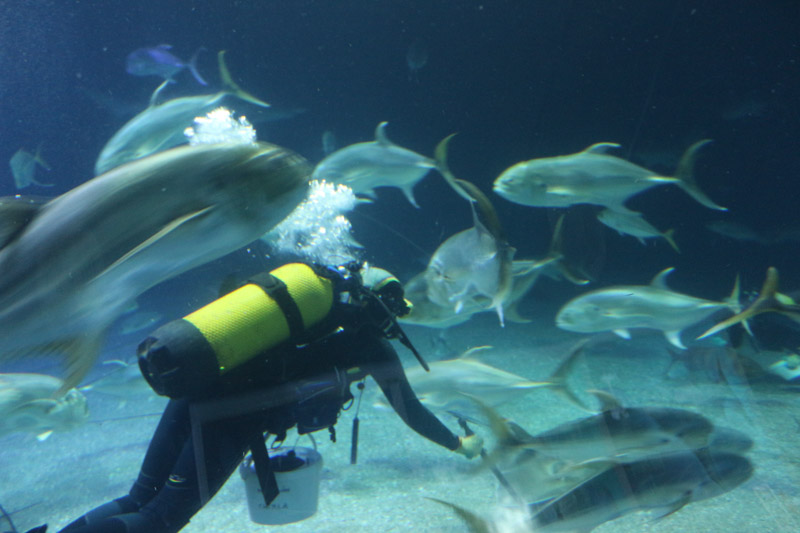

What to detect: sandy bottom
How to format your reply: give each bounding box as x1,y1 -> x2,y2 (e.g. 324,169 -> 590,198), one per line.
2,311 -> 799,532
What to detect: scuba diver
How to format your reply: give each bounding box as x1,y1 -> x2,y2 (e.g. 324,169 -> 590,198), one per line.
38,261 -> 482,533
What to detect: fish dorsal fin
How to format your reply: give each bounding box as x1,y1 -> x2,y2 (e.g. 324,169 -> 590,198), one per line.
458,345 -> 494,360
582,142 -> 621,154
374,121 -> 392,145
218,50 -> 270,108
587,389 -> 623,412
0,195 -> 49,249
650,267 -> 675,289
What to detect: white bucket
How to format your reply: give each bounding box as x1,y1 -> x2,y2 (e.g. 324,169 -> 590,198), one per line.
239,446 -> 323,525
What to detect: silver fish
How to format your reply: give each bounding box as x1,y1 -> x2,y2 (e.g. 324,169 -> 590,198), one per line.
597,208 -> 679,252
95,51 -> 269,175
311,122 -> 439,208
0,141 -> 310,393
556,267 -> 740,349
529,449 -> 753,532
493,140 -> 726,214
117,310 -> 164,335
9,148 -> 53,189
0,373 -> 88,440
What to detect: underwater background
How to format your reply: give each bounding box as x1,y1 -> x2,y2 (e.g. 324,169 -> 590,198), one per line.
1,1 -> 799,532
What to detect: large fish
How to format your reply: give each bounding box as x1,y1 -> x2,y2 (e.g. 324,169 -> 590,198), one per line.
556,267 -> 741,349
493,140 -> 726,214
378,342 -> 590,423
528,448 -> 753,532
0,141 -> 310,393
424,173 -> 516,326
482,391 -> 714,466
0,373 -> 88,440
95,51 -> 269,175
402,215 -> 571,329
311,122 -> 444,208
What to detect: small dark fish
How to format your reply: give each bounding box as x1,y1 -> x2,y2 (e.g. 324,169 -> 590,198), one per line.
126,45 -> 208,86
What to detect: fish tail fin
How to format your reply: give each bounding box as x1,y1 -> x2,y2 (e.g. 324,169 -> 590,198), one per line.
425,498 -> 492,533
218,50 -> 270,107
543,339 -> 595,411
434,133 -> 474,203
697,267 -> 781,340
672,139 -> 727,211
662,228 -> 680,253
188,47 -> 209,86
33,144 -> 51,171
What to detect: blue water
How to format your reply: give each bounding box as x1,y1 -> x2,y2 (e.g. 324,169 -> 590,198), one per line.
1,1 -> 799,531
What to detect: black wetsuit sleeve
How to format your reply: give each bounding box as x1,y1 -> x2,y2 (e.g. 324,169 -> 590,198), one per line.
357,331 -> 460,451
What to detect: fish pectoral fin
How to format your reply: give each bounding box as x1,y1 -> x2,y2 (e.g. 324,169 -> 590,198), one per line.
654,491 -> 693,519
36,430 -> 54,441
612,329 -> 631,339
93,206 -> 216,282
664,330 -> 686,349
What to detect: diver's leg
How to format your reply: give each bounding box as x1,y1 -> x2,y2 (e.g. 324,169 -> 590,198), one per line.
133,412 -> 261,531
56,400 -> 193,532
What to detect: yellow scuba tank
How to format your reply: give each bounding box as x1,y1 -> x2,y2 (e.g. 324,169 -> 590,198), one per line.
138,263 -> 335,398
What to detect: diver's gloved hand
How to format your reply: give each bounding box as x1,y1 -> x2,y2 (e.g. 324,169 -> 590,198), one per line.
455,434 -> 484,459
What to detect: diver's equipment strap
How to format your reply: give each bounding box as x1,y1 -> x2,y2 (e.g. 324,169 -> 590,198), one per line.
249,433 -> 280,507
249,272 -> 305,343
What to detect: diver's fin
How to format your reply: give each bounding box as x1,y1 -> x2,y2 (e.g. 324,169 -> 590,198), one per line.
672,139 -> 727,211
218,50 -> 270,107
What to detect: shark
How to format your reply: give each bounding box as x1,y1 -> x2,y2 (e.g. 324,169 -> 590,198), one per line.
311,121 -> 445,208
556,267 -> 741,349
95,51 -> 270,175
492,139 -> 726,214
0,141 -> 310,393
0,373 -> 88,441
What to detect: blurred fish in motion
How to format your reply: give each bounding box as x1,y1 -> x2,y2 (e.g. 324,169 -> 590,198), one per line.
493,140 -> 726,214
528,448 -> 753,532
556,267 -> 741,349
0,373 -> 89,440
9,148 -> 53,189
96,51 -> 270,175
0,141 -> 310,393
126,44 -> 208,85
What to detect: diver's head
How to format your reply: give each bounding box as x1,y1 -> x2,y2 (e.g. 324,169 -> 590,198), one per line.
359,264 -> 412,318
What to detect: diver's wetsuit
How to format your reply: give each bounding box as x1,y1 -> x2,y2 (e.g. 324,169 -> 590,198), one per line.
58,326 -> 459,533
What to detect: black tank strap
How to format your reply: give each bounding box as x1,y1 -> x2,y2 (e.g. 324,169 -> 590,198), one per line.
249,272 -> 304,342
